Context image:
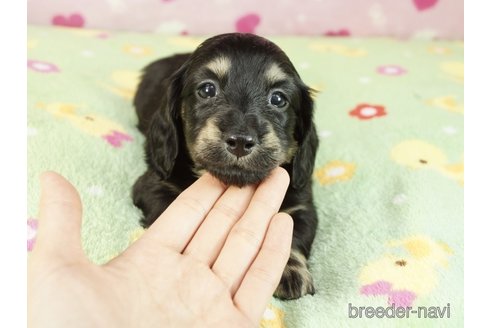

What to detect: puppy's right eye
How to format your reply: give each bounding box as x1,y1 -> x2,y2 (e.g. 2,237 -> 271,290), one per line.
197,82 -> 217,98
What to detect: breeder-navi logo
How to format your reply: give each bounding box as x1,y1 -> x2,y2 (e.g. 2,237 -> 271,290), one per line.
348,303 -> 451,319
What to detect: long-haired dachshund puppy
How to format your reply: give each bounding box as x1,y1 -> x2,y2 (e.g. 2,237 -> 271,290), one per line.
132,33 -> 319,300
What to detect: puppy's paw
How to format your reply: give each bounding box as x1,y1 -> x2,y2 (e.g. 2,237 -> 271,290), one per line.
274,250 -> 315,300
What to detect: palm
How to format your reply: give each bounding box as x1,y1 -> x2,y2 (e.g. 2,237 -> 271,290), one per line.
28,169 -> 292,328
112,250 -> 247,327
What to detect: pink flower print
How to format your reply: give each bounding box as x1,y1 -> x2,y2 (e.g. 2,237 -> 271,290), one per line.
360,280 -> 418,307
236,13 -> 261,33
52,13 -> 85,28
96,32 -> 110,39
103,130 -> 133,147
360,280 -> 392,296
388,290 -> 417,307
27,218 -> 38,252
413,0 -> 439,11
27,60 -> 60,73
377,65 -> 407,76
324,29 -> 351,37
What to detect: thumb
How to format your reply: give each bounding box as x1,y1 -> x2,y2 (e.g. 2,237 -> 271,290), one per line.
35,171 -> 84,260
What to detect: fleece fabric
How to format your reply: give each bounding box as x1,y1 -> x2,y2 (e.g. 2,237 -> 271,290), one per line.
27,25 -> 463,327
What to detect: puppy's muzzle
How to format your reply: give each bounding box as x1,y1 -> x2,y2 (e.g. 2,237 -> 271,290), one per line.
225,134 -> 256,158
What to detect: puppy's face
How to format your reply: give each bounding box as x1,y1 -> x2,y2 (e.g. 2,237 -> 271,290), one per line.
177,34 -> 310,186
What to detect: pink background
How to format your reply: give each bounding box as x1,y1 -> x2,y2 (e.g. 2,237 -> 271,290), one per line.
27,0 -> 463,39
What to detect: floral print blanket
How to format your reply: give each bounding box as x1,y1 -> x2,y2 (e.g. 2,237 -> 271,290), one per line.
27,25 -> 463,327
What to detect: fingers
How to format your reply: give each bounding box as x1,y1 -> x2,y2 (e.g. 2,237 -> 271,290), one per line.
36,171 -> 84,260
212,167 -> 290,294
183,184 -> 256,266
234,213 -> 293,324
139,173 -> 227,252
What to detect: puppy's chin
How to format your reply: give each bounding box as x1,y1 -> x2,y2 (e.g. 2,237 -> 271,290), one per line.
192,146 -> 283,186
201,165 -> 273,187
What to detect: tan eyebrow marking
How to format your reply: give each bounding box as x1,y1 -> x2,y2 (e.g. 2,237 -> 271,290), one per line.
205,56 -> 231,78
265,63 -> 288,83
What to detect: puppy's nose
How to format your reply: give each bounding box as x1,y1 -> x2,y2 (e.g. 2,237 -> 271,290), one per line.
225,135 -> 256,158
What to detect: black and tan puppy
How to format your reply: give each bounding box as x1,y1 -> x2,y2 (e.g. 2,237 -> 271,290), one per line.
132,33 -> 319,300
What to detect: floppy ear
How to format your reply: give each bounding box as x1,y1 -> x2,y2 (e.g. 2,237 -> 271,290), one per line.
291,84 -> 319,189
145,65 -> 186,179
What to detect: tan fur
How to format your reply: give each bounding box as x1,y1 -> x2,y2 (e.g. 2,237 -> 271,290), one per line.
274,249 -> 314,299
282,204 -> 307,215
205,56 -> 231,78
191,167 -> 207,178
262,122 -> 296,163
286,142 -> 299,162
265,63 -> 288,82
193,118 -> 222,157
262,122 -> 283,153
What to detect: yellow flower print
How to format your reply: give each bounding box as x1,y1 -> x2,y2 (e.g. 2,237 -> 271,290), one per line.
36,102 -> 133,148
130,228 -> 146,244
315,160 -> 356,185
440,61 -> 464,83
71,29 -> 109,38
359,235 -> 453,307
260,304 -> 285,328
391,140 -> 463,185
426,95 -> 464,114
427,45 -> 452,55
359,254 -> 438,297
27,39 -> 38,49
123,44 -> 153,57
387,235 -> 453,266
167,36 -> 205,49
100,70 -> 140,100
309,43 -> 367,57
391,140 -> 448,170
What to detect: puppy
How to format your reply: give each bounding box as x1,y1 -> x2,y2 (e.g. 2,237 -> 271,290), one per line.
132,33 -> 319,300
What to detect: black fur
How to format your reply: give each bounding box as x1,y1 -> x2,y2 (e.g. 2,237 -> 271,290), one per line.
132,33 -> 319,300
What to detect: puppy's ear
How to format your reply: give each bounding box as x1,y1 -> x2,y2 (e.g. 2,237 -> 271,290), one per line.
145,65 -> 187,179
291,84 -> 319,189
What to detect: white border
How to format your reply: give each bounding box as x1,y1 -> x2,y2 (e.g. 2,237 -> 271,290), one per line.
15,1 -> 476,326
465,0 -> 492,326
0,0 -> 26,325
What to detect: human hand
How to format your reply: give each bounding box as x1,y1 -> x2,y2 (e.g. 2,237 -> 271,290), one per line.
28,168 -> 293,328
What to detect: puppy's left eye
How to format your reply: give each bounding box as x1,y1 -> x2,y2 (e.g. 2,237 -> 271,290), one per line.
269,92 -> 288,108
198,82 -> 217,98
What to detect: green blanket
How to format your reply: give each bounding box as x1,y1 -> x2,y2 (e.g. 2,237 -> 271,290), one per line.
27,25 -> 463,327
